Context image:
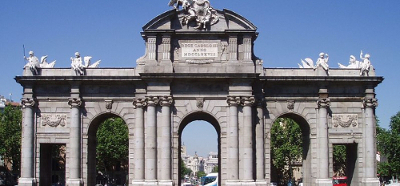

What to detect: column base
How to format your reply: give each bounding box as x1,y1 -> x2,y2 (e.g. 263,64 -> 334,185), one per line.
144,181 -> 159,186
316,179 -> 332,186
362,178 -> 380,186
66,178 -> 83,186
255,180 -> 268,186
226,181 -> 257,186
132,180 -> 145,186
18,177 -> 36,186
159,180 -> 173,186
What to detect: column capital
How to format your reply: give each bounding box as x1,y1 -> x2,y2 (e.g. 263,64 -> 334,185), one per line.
227,96 -> 241,106
146,96 -> 159,107
363,97 -> 378,108
68,98 -> 82,108
160,96 -> 173,107
241,96 -> 255,107
21,98 -> 36,108
133,98 -> 147,109
317,98 -> 330,108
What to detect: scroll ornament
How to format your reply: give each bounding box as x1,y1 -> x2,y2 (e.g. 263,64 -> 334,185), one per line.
333,114 -> 358,128
42,114 -> 67,127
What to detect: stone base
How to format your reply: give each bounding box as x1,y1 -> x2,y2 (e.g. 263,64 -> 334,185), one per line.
226,181 -> 257,186
143,181 -> 159,186
132,181 -> 145,186
158,180 -> 173,186
255,180 -> 268,186
66,178 -> 83,186
18,177 -> 36,186
362,178 -> 380,186
315,178 -> 332,186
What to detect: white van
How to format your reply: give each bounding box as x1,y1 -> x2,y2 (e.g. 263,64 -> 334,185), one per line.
202,173 -> 218,186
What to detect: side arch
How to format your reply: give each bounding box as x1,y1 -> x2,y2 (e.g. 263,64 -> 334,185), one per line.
85,112 -> 132,186
266,104 -> 315,186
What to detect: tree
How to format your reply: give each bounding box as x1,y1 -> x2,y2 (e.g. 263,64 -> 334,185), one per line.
0,104 -> 22,175
197,170 -> 206,178
96,117 -> 129,177
333,145 -> 346,176
180,159 -> 192,178
377,112 -> 400,178
211,165 -> 218,173
271,117 -> 302,182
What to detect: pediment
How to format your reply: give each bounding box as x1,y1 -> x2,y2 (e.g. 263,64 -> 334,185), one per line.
142,9 -> 257,32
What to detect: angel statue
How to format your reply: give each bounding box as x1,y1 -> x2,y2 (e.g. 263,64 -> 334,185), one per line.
360,50 -> 371,76
338,55 -> 360,69
24,51 -> 40,75
70,52 -> 101,75
298,58 -> 315,69
40,55 -> 56,68
168,0 -> 191,10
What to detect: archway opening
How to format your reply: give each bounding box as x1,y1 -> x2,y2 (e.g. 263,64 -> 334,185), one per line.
270,114 -> 310,186
39,144 -> 66,186
178,112 -> 221,186
87,114 -> 129,186
333,143 -> 358,186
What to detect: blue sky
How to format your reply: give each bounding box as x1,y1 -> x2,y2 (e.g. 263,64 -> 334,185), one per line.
1,1 -> 399,157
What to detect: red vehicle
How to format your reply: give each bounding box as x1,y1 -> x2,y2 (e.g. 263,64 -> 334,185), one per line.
333,176 -> 347,186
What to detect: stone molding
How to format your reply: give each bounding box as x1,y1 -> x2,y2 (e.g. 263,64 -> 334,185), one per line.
241,96 -> 255,107
160,96 -> 173,107
21,98 -> 36,108
363,97 -> 378,108
287,100 -> 295,110
227,96 -> 241,106
317,98 -> 330,108
41,114 -> 67,127
146,96 -> 160,107
332,114 -> 358,128
68,98 -> 82,108
196,98 -> 204,109
133,98 -> 147,109
105,100 -> 113,111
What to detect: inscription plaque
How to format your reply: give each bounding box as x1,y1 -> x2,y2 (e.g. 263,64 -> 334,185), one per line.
182,43 -> 218,58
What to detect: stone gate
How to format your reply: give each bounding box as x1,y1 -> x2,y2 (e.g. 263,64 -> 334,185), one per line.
16,2 -> 383,186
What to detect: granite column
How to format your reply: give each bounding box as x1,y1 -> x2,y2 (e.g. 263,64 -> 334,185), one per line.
67,97 -> 83,186
241,96 -> 255,182
159,96 -> 173,186
19,98 -> 36,186
145,96 -> 159,183
316,89 -> 331,186
133,98 -> 146,186
227,96 -> 240,183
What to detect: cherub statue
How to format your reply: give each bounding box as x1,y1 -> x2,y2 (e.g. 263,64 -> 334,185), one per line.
71,52 -> 85,75
360,50 -> 371,76
40,55 -> 56,68
315,52 -> 329,72
24,51 -> 40,75
338,55 -> 360,69
70,52 -> 101,75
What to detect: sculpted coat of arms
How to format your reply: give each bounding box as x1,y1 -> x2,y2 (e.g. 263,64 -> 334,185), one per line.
169,0 -> 219,30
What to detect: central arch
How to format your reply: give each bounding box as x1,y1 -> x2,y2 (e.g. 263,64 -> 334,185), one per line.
177,112 -> 221,186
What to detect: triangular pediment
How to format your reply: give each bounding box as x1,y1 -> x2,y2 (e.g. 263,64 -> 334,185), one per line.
142,9 -> 257,32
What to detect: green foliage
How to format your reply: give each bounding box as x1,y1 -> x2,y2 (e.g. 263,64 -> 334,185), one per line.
333,145 -> 346,176
271,117 -> 302,181
377,112 -> 400,177
96,117 -> 129,173
180,159 -> 192,178
211,165 -> 218,173
197,170 -> 206,178
0,105 -> 22,174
